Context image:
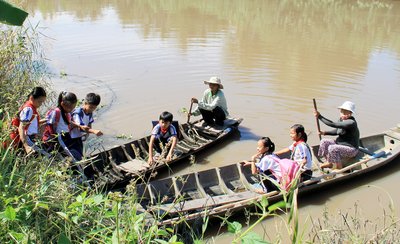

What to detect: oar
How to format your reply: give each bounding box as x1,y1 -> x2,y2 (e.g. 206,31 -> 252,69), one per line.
313,98 -> 322,140
187,100 -> 194,123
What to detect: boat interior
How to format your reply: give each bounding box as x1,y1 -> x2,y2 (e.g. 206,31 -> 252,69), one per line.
135,130 -> 400,219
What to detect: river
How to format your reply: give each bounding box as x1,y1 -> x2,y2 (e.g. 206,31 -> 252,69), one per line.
22,0 -> 400,242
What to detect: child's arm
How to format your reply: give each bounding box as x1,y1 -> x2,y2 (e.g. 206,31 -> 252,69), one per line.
18,121 -> 31,153
87,127 -> 103,136
274,147 -> 290,157
148,135 -> 155,165
39,118 -> 47,125
166,136 -> 178,161
243,160 -> 259,175
299,157 -> 307,168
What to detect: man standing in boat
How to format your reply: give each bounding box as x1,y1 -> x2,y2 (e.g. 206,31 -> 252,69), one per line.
189,76 -> 229,127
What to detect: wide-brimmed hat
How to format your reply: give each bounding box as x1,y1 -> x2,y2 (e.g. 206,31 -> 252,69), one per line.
204,76 -> 223,89
338,101 -> 356,114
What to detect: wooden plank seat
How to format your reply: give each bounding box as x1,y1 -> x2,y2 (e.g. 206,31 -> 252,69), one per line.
192,117 -> 242,136
149,190 -> 259,214
116,159 -> 150,174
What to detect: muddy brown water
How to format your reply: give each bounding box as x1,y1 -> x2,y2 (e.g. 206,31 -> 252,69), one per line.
24,0 -> 400,241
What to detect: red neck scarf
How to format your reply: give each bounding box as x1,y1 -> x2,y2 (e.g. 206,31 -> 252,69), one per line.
160,126 -> 168,134
293,140 -> 305,148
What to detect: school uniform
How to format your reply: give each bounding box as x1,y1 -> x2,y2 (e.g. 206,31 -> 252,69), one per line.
45,109 -> 79,161
70,107 -> 94,159
151,124 -> 177,153
256,154 -> 282,192
289,141 -> 313,182
19,106 -> 49,156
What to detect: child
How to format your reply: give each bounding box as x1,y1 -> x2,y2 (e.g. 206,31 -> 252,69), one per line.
42,91 -> 79,161
275,124 -> 313,182
148,111 -> 178,165
13,86 -> 50,157
70,93 -> 103,160
242,137 -> 281,193
189,76 -> 229,126
314,101 -> 360,169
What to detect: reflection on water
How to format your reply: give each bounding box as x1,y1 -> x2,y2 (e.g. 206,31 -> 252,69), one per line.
21,0 -> 400,241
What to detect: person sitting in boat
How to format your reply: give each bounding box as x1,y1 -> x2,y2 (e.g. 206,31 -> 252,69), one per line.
189,76 -> 229,127
314,101 -> 360,169
242,137 -> 281,193
274,124 -> 313,182
148,111 -> 178,165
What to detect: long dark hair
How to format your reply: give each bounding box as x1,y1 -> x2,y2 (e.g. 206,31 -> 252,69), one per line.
57,91 -> 77,124
28,87 -> 46,100
260,137 -> 275,154
291,124 -> 307,142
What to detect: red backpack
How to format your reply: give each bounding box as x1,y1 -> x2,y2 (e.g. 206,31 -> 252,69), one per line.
8,101 -> 38,148
42,107 -> 62,145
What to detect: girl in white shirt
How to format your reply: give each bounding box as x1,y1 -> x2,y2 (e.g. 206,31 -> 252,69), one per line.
243,137 -> 281,193
275,124 -> 313,182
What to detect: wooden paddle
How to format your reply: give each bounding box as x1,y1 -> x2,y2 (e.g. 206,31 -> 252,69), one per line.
187,100 -> 194,123
313,98 -> 322,140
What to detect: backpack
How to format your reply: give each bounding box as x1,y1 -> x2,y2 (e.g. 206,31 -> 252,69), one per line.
8,101 -> 38,148
41,108 -> 62,146
270,157 -> 301,191
277,158 -> 301,191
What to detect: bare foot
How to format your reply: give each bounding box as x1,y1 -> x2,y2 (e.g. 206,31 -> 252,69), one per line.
320,162 -> 333,169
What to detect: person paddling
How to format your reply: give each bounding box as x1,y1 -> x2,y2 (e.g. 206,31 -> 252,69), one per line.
189,76 -> 229,127
314,101 -> 360,169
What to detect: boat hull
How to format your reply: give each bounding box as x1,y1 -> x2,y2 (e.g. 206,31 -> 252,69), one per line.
135,127 -> 400,225
83,118 -> 243,189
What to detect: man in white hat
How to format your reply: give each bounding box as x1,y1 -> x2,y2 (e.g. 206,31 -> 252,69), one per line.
314,101 -> 360,169
189,76 -> 229,126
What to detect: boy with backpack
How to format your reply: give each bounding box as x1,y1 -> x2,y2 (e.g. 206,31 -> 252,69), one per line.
148,111 -> 178,165
70,93 -> 103,160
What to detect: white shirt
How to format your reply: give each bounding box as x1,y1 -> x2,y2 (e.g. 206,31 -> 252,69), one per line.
19,107 -> 38,135
47,109 -> 69,134
256,154 -> 282,180
288,142 -> 313,170
192,89 -> 229,116
70,110 -> 93,139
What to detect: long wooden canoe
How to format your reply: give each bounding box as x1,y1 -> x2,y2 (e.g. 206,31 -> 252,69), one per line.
83,117 -> 243,189
134,126 -> 400,226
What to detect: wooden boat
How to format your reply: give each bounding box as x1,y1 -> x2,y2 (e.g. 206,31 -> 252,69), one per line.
134,126 -> 400,226
83,117 -> 243,189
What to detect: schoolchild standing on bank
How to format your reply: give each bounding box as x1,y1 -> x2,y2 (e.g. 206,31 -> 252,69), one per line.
13,86 -> 50,157
275,124 -> 313,182
42,91 -> 79,160
70,93 -> 103,160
